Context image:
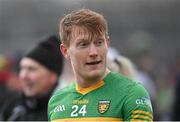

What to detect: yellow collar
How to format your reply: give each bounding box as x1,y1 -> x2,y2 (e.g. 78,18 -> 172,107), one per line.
76,80 -> 105,95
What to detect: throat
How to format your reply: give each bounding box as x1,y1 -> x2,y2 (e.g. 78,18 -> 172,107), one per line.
76,68 -> 110,88
76,75 -> 102,88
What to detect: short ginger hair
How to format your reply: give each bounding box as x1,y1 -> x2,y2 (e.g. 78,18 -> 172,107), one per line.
59,9 -> 108,47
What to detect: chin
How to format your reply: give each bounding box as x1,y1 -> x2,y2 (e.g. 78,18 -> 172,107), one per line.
25,93 -> 34,97
24,90 -> 35,97
88,69 -> 104,78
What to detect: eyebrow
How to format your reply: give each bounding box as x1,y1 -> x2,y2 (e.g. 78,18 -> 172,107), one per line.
76,37 -> 90,43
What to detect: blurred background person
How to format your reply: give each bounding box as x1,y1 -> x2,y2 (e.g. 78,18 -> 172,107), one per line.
0,35 -> 63,121
107,48 -> 136,79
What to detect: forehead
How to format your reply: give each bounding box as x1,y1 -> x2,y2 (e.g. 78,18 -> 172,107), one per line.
71,26 -> 105,42
20,57 -> 42,69
21,58 -> 36,66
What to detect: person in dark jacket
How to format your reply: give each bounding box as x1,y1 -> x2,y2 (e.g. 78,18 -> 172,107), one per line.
0,35 -> 63,121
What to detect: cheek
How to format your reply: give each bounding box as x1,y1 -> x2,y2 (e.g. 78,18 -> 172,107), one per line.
70,51 -> 83,63
28,72 -> 44,83
31,72 -> 40,79
100,48 -> 108,58
35,73 -> 49,82
70,56 -> 80,68
104,47 -> 109,56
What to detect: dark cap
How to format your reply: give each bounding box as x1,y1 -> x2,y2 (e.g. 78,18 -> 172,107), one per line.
25,35 -> 63,76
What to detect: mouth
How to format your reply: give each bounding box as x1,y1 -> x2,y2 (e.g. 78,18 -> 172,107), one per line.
86,61 -> 102,65
24,81 -> 34,89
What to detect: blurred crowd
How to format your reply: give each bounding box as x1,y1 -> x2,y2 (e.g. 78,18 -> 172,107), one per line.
0,35 -> 179,121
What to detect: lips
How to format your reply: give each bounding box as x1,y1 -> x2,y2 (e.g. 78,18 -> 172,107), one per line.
86,61 -> 102,65
24,81 -> 34,89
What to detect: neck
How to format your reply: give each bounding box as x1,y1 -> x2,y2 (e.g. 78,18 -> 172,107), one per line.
76,68 -> 110,88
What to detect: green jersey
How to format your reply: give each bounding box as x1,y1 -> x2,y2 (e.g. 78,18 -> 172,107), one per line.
48,72 -> 153,121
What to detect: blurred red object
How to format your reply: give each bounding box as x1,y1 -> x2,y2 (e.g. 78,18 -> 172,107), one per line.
0,71 -> 23,92
0,71 -> 10,84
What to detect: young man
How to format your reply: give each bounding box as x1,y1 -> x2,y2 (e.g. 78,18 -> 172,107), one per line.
48,9 -> 153,121
0,35 -> 63,121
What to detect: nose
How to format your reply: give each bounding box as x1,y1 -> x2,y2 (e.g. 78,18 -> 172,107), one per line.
19,69 -> 29,80
89,44 -> 98,57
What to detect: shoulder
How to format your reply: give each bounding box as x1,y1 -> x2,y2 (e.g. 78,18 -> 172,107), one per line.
48,83 -> 75,105
104,72 -> 138,90
110,72 -> 149,96
105,71 -> 135,83
122,81 -> 153,120
0,93 -> 23,120
105,72 -> 151,104
48,83 -> 75,120
129,82 -> 149,96
2,92 -> 22,107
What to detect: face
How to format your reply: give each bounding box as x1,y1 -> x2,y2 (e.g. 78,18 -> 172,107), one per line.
19,58 -> 56,97
61,26 -> 109,82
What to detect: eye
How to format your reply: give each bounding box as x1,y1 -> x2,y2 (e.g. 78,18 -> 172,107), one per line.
95,39 -> 104,46
78,42 -> 89,48
28,66 -> 37,71
80,42 -> 87,47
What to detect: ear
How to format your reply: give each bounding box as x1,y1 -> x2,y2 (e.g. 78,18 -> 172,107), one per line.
60,44 -> 70,60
